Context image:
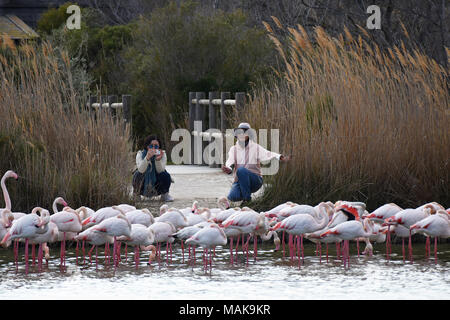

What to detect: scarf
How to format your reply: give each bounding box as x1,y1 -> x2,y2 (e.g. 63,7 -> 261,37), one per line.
141,149 -> 157,188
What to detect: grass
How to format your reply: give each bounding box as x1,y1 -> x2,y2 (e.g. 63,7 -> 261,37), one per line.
0,37 -> 134,212
235,21 -> 449,211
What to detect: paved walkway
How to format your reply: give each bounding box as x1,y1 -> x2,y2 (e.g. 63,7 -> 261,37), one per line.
135,165 -> 265,212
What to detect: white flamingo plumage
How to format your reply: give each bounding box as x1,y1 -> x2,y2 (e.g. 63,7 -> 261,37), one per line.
28,207 -> 58,269
155,209 -> 188,229
1,208 -> 46,273
320,219 -> 374,268
271,202 -> 332,266
148,221 -> 176,264
124,209 -> 155,227
117,224 -> 156,266
82,206 -> 122,227
74,225 -> 113,267
185,223 -> 227,271
410,209 -> 450,261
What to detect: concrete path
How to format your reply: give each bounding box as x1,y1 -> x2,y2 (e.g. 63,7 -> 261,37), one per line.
135,165 -> 265,212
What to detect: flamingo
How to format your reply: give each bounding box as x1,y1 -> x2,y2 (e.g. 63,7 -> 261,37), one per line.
365,203 -> 403,256
148,221 -> 176,264
410,209 -> 450,261
27,207 -> 58,270
1,208 -> 47,273
320,219 -> 374,268
74,226 -> 113,268
50,206 -> 84,266
0,208 -> 14,245
222,208 -> 269,264
117,224 -> 156,267
92,214 -> 132,267
0,170 -> 18,214
81,206 -> 122,228
185,223 -> 227,271
264,202 -> 297,219
172,221 -> 214,263
124,208 -> 155,227
271,202 -> 332,267
185,207 -> 211,226
208,197 -> 230,215
155,209 -> 188,229
385,205 -> 432,262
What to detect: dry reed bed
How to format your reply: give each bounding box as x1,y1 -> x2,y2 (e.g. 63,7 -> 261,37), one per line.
241,21 -> 449,210
0,37 -> 133,212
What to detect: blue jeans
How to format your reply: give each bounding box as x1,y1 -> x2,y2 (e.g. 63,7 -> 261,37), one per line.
227,167 -> 263,202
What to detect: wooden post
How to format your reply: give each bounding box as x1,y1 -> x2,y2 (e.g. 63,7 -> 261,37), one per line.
220,92 -> 230,133
235,92 -> 245,118
108,95 -> 118,118
89,96 -> 97,116
122,95 -> 132,136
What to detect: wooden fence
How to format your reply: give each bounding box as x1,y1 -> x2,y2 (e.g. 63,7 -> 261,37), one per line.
188,91 -> 245,166
86,94 -> 132,124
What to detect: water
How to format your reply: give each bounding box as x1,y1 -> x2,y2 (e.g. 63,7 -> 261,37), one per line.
0,241 -> 449,300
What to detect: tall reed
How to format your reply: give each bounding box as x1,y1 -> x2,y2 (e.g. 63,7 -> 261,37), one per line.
0,37 -> 134,212
238,21 -> 449,211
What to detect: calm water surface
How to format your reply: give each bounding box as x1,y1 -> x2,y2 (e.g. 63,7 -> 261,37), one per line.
0,241 -> 449,300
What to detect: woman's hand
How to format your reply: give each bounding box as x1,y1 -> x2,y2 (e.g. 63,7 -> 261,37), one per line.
146,148 -> 157,160
221,165 -> 232,174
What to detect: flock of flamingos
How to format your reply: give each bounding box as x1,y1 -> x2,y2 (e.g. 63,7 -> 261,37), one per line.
1,170 -> 449,274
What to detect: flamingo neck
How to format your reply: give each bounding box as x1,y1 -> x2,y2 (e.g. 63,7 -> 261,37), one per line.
1,177 -> 11,211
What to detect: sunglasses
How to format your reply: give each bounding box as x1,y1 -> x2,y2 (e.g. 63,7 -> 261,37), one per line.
148,144 -> 159,149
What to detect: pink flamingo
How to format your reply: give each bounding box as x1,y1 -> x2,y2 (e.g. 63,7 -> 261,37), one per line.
1,208 -> 47,274
124,209 -> 155,227
222,208 -> 270,264
320,219 -> 374,268
74,226 -> 113,268
27,207 -> 58,271
185,223 -> 227,272
148,221 -> 176,265
91,214 -> 131,267
385,205 -> 432,262
410,209 -> 450,262
117,224 -> 156,267
172,221 -> 213,263
0,208 -> 14,245
50,206 -> 83,266
81,206 -> 122,228
155,209 -> 188,229
271,202 -> 332,267
365,203 -> 402,258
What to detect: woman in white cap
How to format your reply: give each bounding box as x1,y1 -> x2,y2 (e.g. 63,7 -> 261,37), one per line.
221,122 -> 289,203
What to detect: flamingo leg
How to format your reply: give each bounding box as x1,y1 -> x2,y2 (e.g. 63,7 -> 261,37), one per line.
253,234 -> 257,261
408,229 -> 413,263
25,239 -> 29,274
282,231 -> 286,259
402,238 -> 405,262
229,237 -> 234,265
326,243 -> 329,263
301,235 -> 304,264
235,235 -> 240,260
76,240 -> 79,265
181,240 -> 184,263
434,237 -> 438,263
297,236 -> 301,269
31,244 -> 36,267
